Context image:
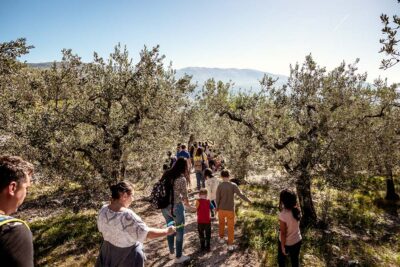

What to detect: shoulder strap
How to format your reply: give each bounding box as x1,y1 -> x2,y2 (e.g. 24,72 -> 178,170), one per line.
0,215 -> 30,230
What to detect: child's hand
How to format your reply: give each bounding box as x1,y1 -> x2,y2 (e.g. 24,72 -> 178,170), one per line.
166,226 -> 176,236
167,226 -> 176,235
281,246 -> 288,256
186,206 -> 196,212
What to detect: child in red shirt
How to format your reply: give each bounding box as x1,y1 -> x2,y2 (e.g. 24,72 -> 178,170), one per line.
196,188 -> 216,251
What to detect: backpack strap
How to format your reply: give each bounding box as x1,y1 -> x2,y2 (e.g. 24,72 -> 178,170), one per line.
0,215 -> 30,230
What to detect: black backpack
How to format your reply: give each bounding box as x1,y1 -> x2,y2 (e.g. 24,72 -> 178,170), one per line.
149,177 -> 173,210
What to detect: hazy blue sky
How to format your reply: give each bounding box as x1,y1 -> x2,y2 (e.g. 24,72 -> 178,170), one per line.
1,0 -> 399,82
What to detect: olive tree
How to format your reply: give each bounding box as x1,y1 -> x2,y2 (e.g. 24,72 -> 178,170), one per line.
202,56 -> 369,226
380,1 -> 400,69
357,80 -> 400,200
0,39 -> 193,187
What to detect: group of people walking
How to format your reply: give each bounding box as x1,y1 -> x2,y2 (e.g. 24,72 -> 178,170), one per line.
0,151 -> 303,267
165,142 -> 225,192
97,142 -> 302,267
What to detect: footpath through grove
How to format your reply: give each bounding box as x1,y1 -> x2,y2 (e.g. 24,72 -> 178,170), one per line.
133,171 -> 260,267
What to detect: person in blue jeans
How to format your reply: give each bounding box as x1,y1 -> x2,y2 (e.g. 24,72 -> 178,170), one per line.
193,147 -> 208,190
161,157 -> 195,264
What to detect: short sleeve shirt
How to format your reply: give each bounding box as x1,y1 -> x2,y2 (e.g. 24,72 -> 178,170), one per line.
97,205 -> 149,248
278,209 -> 302,246
176,150 -> 190,159
0,221 -> 33,267
173,176 -> 188,204
205,177 -> 219,201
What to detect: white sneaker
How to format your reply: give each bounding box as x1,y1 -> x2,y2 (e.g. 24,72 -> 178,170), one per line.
174,255 -> 190,264
168,253 -> 175,260
218,238 -> 225,244
228,245 -> 236,251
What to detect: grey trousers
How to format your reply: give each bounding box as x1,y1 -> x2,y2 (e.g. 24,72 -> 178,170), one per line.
95,240 -> 145,267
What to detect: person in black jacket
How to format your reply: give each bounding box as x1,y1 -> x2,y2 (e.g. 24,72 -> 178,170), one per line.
0,155 -> 34,267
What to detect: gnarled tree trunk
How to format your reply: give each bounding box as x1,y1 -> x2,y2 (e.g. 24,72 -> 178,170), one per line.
295,170 -> 318,227
385,164 -> 400,201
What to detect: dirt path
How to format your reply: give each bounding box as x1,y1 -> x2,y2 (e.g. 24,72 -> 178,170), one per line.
133,172 -> 260,267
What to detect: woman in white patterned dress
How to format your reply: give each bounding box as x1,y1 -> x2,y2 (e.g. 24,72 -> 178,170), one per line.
96,181 -> 175,267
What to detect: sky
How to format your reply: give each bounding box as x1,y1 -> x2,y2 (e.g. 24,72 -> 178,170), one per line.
1,0 -> 399,83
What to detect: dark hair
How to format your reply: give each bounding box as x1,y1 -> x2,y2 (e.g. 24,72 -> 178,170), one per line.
110,181 -> 133,200
195,147 -> 204,157
221,169 -> 230,178
204,168 -> 213,179
162,157 -> 187,183
181,144 -> 186,150
199,188 -> 208,195
167,151 -> 172,156
279,189 -> 301,221
0,156 -> 34,191
162,164 -> 169,171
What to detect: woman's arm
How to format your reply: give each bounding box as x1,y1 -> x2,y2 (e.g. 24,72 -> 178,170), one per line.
279,220 -> 288,255
146,226 -> 175,239
179,178 -> 194,210
203,153 -> 209,167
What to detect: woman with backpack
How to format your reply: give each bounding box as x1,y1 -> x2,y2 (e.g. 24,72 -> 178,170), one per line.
161,157 -> 195,264
193,147 -> 208,190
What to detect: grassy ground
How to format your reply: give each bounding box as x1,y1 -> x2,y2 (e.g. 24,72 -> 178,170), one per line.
236,176 -> 400,267
19,183 -> 101,267
30,210 -> 100,266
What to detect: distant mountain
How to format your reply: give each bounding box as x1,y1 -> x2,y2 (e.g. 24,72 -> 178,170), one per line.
176,67 -> 288,92
27,63 -> 288,92
28,62 -> 55,69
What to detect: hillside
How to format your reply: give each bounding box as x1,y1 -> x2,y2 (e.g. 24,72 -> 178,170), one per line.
175,67 -> 288,92
28,63 -> 288,91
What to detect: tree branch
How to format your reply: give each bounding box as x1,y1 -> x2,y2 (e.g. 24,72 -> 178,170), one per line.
219,110 -> 297,152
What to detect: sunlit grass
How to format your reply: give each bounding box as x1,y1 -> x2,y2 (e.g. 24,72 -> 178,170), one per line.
26,182 -> 83,202
236,183 -> 279,266
30,209 -> 100,267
